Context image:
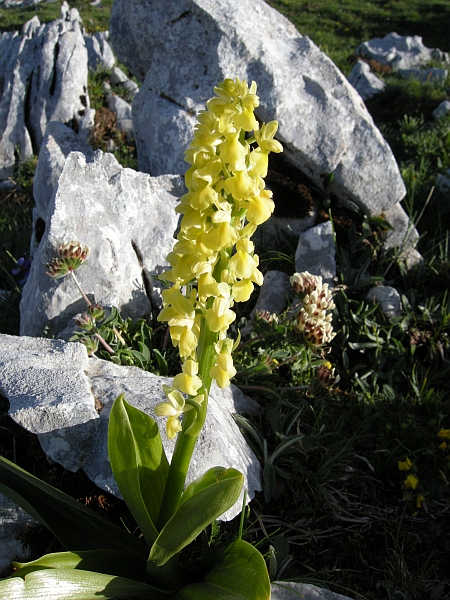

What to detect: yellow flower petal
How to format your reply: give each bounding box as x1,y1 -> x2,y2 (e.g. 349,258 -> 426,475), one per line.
404,474 -> 419,489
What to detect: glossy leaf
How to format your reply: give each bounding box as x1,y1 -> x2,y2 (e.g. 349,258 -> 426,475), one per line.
149,467 -> 243,567
11,550 -> 148,582
108,395 -> 169,547
0,569 -> 175,599
175,540 -> 270,600
0,456 -> 147,559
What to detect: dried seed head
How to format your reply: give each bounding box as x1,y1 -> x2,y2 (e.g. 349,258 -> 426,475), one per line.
87,302 -> 105,321
46,241 -> 89,279
74,313 -> 95,331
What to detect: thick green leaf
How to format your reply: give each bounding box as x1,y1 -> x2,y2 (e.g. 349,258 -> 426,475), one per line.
108,395 -> 169,546
11,550 -> 148,582
174,540 -> 270,600
0,569 -> 175,599
0,456 -> 147,559
153,348 -> 169,376
149,468 -> 243,567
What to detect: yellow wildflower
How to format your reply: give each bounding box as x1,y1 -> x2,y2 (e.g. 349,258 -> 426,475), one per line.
172,359 -> 203,396
157,77 -> 283,438
154,385 -> 194,440
209,339 -> 237,388
439,441 -> 447,451
416,495 -> 425,508
404,474 -> 419,490
205,297 -> 236,333
438,428 -> 450,439
398,457 -> 413,471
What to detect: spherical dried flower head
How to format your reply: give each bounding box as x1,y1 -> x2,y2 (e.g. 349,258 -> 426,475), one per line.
255,310 -> 278,324
315,362 -> 339,386
87,303 -> 105,321
296,311 -> 336,347
290,272 -> 321,295
291,271 -> 335,346
46,241 -> 89,279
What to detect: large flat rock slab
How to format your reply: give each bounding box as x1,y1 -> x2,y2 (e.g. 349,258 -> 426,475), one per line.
0,334 -> 262,521
110,0 -> 406,216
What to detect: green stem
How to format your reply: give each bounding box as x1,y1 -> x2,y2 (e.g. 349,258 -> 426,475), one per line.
158,315 -> 218,529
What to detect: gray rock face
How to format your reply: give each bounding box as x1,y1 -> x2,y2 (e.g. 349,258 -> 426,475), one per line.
84,30 -> 116,71
132,87 -> 197,176
366,285 -> 402,318
0,334 -> 262,522
252,270 -> 291,317
271,581 -> 352,600
294,221 -> 336,286
0,494 -> 36,578
31,122 -> 94,253
348,60 -> 386,101
20,150 -> 183,337
110,0 -> 405,216
433,100 -> 450,120
0,6 -> 90,178
398,67 -> 448,83
382,203 -> 422,269
356,32 -> 449,71
106,95 -> 134,141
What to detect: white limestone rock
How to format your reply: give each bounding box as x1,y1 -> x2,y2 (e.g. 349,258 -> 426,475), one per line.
382,203 -> 422,269
271,581 -> 352,600
84,30 -> 116,71
20,150 -> 183,337
348,60 -> 386,101
398,67 -> 448,83
0,494 -> 37,578
110,0 -> 406,216
106,95 -> 134,141
294,221 -> 336,286
31,122 -> 94,254
252,270 -> 291,318
356,32 -> 449,71
0,334 -> 262,521
0,335 -> 97,434
433,100 -> 450,120
366,285 -> 402,318
0,8 -> 91,178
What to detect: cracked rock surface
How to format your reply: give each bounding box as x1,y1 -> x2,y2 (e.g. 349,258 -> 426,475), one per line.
20,148 -> 183,337
0,334 -> 262,522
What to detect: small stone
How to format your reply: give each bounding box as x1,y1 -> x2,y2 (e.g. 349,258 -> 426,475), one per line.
366,285 -> 402,318
110,66 -> 129,86
271,581 -> 352,600
252,270 -> 291,317
381,203 -> 422,269
356,32 -> 449,71
348,60 -> 387,101
106,95 -> 134,140
433,100 -> 450,120
295,221 -> 336,286
398,67 -> 448,83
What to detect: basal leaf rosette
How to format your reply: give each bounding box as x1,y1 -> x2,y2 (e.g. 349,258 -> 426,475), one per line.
158,78 -> 282,437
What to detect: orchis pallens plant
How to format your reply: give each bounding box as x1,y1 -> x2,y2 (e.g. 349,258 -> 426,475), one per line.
155,77 -> 282,521
0,78 -> 279,600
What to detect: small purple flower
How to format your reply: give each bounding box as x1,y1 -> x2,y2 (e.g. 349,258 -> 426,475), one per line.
11,255 -> 32,288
